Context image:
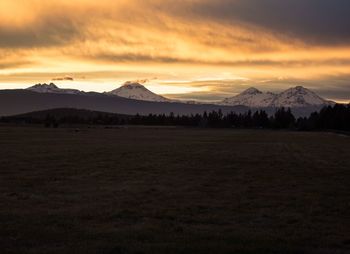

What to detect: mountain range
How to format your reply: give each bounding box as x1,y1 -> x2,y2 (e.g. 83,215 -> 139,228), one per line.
0,82 -> 335,117
220,86 -> 334,108
27,82 -> 334,107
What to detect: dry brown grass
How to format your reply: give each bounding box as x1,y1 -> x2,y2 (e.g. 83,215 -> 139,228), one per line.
0,127 -> 349,254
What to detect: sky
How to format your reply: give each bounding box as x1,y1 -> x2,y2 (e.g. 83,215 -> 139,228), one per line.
0,0 -> 349,103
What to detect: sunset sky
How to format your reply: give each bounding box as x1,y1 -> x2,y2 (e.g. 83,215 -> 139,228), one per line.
0,0 -> 349,102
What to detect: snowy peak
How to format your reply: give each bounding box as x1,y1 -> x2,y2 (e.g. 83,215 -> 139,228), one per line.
25,83 -> 335,108
241,87 -> 263,95
108,82 -> 171,102
221,87 -> 276,107
271,86 -> 333,108
121,82 -> 149,91
27,83 -> 83,95
220,86 -> 334,108
27,83 -> 59,93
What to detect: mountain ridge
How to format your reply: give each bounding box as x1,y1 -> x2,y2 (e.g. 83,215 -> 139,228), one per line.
25,82 -> 335,109
27,83 -> 84,95
8,82 -> 337,118
221,86 -> 335,108
0,89 -> 249,117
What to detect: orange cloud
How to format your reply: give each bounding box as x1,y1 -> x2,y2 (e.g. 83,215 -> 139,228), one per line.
0,0 -> 349,102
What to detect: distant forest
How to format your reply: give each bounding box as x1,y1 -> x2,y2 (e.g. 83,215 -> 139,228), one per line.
1,104 -> 350,131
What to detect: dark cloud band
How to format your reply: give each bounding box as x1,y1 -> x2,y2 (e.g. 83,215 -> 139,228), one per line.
185,0 -> 350,45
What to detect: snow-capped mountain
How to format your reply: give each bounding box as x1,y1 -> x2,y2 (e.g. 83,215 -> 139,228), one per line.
27,83 -> 83,95
25,83 -> 334,109
220,86 -> 334,108
220,87 -> 276,107
270,86 -> 334,108
107,82 -> 171,102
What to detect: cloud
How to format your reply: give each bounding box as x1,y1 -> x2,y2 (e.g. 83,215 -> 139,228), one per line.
52,76 -> 74,81
0,13 -> 83,48
179,0 -> 350,45
86,51 -> 350,69
124,79 -> 149,85
1,0 -> 350,51
0,1 -> 349,103
0,60 -> 32,70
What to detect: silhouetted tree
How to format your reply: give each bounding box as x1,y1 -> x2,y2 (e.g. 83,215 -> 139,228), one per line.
2,104 -> 349,131
273,108 -> 296,129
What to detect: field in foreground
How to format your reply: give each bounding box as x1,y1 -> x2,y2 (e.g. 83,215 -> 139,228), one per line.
0,127 -> 349,254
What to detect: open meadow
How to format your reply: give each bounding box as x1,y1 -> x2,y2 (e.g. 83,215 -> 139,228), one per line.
0,127 -> 349,254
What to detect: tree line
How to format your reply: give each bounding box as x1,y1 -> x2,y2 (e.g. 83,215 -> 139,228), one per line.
1,104 -> 349,131
297,104 -> 350,131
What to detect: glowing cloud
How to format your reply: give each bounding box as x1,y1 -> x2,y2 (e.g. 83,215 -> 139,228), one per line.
0,0 -> 349,102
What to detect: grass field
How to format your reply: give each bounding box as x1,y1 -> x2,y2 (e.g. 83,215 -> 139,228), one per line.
0,127 -> 349,254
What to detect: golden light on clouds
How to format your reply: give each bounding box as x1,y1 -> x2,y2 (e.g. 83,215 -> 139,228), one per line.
0,0 -> 350,102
